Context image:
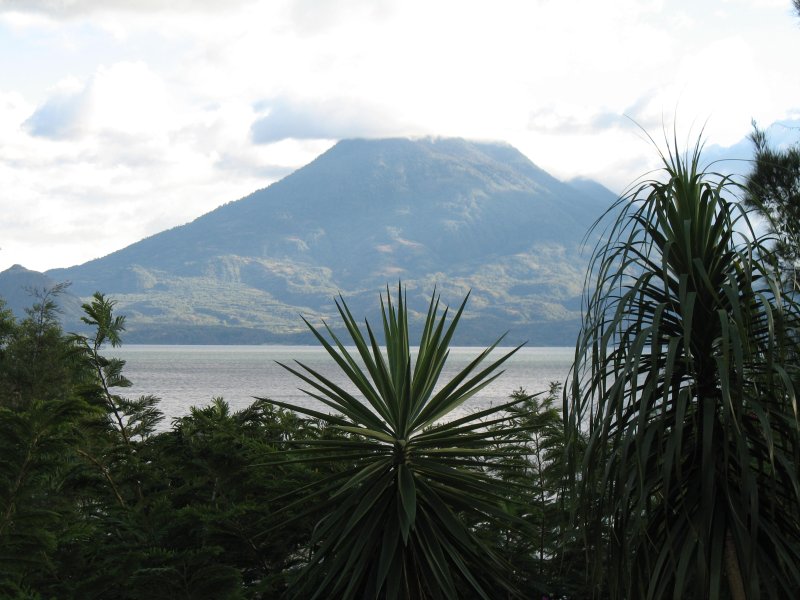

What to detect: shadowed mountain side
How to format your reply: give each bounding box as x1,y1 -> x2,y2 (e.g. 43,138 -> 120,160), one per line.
30,137 -> 615,345
0,265 -> 86,328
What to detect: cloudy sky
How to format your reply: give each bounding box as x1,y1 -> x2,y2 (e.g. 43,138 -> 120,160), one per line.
1,0 -> 799,273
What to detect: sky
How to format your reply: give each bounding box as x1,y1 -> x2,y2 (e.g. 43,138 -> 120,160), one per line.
0,0 -> 799,273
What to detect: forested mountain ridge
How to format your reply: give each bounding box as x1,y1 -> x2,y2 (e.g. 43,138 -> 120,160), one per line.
3,138 -> 616,344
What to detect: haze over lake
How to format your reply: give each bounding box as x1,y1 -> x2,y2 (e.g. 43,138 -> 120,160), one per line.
110,345 -> 575,423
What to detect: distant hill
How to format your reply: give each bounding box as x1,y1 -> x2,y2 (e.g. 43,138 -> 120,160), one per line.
3,138 -> 617,345
0,265 -> 85,328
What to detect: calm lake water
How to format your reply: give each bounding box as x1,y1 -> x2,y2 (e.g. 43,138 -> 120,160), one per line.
109,345 -> 575,424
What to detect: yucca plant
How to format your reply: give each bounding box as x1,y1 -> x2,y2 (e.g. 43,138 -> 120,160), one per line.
566,135 -> 800,599
260,285 -> 535,599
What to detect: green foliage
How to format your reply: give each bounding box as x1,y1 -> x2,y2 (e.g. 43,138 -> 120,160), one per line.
486,383 -> 584,598
158,397 -> 327,597
262,285 -> 536,599
568,135 -> 800,599
744,121 -> 800,289
0,284 -> 87,409
0,286 -> 350,598
0,297 -> 14,350
0,396 -> 87,595
0,283 -> 596,597
0,285 -> 96,595
75,292 -> 164,442
43,397 -> 322,600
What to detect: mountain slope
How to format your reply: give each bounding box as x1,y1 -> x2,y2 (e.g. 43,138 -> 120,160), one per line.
0,265 -> 85,326
36,137 -> 614,345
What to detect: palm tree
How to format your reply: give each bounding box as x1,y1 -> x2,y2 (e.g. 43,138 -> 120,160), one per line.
566,136 -> 800,599
260,285 -> 535,599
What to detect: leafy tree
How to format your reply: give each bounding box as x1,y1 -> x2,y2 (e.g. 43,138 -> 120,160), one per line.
0,395 -> 88,597
512,384 -> 565,572
156,397 -> 326,597
0,297 -> 14,351
744,121 -> 800,289
0,284 -> 86,409
261,285 -> 536,599
0,289 -> 333,598
48,395 -> 289,600
75,292 -> 163,444
0,287 -> 96,596
567,137 -> 800,599
485,383 -> 581,598
51,294 -> 253,600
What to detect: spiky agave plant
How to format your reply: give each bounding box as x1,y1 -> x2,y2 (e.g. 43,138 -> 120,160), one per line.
260,286 -> 535,599
566,135 -> 800,599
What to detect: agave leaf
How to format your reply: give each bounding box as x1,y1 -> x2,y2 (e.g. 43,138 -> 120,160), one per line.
263,285 -> 531,598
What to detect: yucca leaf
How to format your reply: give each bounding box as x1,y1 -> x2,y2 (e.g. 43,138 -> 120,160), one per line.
263,285 -> 529,598
397,463 -> 416,530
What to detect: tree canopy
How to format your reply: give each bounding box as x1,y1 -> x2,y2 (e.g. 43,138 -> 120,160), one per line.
744,121 -> 800,288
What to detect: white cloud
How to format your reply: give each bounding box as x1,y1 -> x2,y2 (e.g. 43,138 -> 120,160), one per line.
250,97 -> 412,143
24,62 -> 177,139
286,0 -> 395,34
23,77 -> 88,138
0,0 -> 799,272
0,0 -> 255,17
0,58 -> 332,271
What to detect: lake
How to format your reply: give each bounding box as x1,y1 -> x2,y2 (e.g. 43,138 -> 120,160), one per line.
109,345 -> 576,424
